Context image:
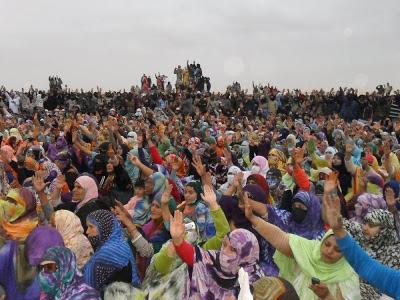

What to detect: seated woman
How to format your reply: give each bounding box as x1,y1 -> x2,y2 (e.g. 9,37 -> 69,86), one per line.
343,209 -> 400,299
0,226 -> 64,300
170,208 -> 264,299
243,196 -> 360,299
0,188 -> 38,241
105,185 -> 230,299
52,210 -> 93,269
38,246 -> 100,300
323,188 -> 400,300
180,181 -> 216,243
83,209 -> 140,292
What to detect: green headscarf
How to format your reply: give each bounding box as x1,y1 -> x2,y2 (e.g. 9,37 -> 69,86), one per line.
274,230 -> 360,299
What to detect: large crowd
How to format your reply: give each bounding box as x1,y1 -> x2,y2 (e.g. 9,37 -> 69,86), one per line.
1,63 -> 400,300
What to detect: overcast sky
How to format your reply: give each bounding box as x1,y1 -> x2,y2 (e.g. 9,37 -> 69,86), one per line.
1,0 -> 399,92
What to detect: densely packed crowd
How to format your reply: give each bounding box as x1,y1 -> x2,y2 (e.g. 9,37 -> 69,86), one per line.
1,64 -> 400,300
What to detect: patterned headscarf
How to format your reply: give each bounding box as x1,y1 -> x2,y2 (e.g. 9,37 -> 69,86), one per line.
84,210 -> 140,289
187,229 -> 264,299
352,193 -> 387,223
268,148 -> 287,175
38,246 -> 100,300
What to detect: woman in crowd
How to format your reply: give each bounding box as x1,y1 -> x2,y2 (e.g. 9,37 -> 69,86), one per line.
52,209 -> 93,269
0,226 -> 64,300
243,195 -> 360,299
170,207 -> 264,299
0,188 -> 38,241
38,246 -> 100,300
323,186 -> 400,300
83,209 -> 140,292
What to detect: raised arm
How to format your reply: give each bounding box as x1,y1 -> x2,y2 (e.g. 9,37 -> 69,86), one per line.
244,196 -> 292,257
130,155 -> 154,178
323,194 -> 400,298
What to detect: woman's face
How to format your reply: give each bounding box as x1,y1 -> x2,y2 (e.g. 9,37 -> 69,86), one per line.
362,222 -> 381,238
268,153 -> 278,166
184,186 -> 197,204
144,177 -> 154,195
222,236 -> 237,256
72,182 -> 85,201
332,154 -> 342,167
86,220 -> 99,237
106,162 -> 114,173
320,235 -> 342,264
150,201 -> 162,220
39,262 -> 57,274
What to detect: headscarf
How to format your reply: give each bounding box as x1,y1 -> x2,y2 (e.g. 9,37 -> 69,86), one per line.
250,156 -> 269,177
352,193 -> 387,223
54,210 -> 93,269
243,184 -> 268,204
149,172 -> 167,202
361,210 -> 399,257
0,188 -> 38,241
344,210 -> 400,299
132,172 -> 168,226
246,174 -> 270,204
274,230 -> 360,300
332,152 -> 352,196
25,226 -> 65,267
187,229 -> 264,299
383,180 -> 400,200
75,176 -> 99,210
269,191 -> 325,240
84,210 -> 140,289
268,148 -> 287,175
0,226 -> 64,300
38,247 -> 100,300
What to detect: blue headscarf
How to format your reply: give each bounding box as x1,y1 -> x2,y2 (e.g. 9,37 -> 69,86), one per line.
84,210 -> 140,290
384,180 -> 400,199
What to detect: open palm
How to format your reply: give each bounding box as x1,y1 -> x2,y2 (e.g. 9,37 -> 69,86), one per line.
170,210 -> 185,245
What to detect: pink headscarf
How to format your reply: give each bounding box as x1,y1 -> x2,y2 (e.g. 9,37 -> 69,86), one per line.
75,176 -> 98,209
251,156 -> 269,177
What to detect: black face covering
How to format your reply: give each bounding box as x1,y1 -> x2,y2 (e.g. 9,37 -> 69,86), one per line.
292,207 -> 308,223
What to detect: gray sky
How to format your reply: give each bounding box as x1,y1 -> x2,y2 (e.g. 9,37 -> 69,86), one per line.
1,0 -> 399,92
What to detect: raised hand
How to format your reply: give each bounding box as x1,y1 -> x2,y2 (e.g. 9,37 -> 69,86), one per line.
55,174 -> 66,190
113,200 -> 133,228
233,172 -> 244,188
161,182 -> 173,205
293,147 -> 305,165
130,155 -> 141,166
322,192 -> 343,232
192,154 -> 206,177
243,195 -> 255,222
324,171 -> 338,194
170,210 -> 185,246
201,185 -> 218,210
32,171 -> 48,193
